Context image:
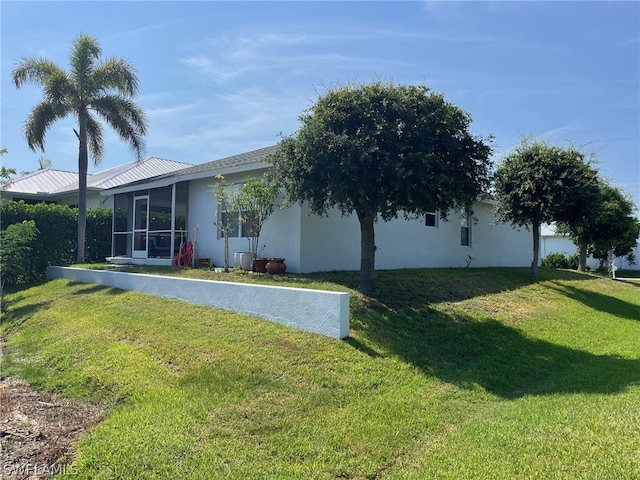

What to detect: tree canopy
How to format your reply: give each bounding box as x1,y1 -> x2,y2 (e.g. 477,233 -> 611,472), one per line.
557,181 -> 639,271
493,138 -> 600,278
270,81 -> 493,293
12,33 -> 147,263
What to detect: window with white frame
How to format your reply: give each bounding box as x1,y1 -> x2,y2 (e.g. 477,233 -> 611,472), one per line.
217,210 -> 255,239
460,211 -> 471,247
425,210 -> 438,228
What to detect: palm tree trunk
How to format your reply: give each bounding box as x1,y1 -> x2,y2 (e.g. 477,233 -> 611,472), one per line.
357,208 -> 376,294
76,112 -> 88,264
530,222 -> 540,279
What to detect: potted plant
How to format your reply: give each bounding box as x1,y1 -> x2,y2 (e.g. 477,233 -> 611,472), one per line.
236,177 -> 278,272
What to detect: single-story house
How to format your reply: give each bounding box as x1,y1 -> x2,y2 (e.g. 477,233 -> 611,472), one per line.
0,157 -> 193,208
103,145 -> 534,273
541,224 -> 639,271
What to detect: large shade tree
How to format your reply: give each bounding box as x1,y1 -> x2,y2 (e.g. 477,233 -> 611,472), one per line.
269,81 -> 493,293
12,33 -> 147,263
493,138 -> 600,279
557,181 -> 640,271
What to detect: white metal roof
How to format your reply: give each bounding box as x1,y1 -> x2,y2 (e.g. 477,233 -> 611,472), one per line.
3,169 -> 78,195
3,158 -> 193,198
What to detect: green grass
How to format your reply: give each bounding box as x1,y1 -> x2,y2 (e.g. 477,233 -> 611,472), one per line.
2,267 -> 639,479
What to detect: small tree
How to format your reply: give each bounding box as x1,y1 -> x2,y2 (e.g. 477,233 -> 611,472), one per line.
211,175 -> 240,272
493,138 -> 600,279
236,177 -> 278,259
270,80 -> 493,293
557,181 -> 639,271
0,220 -> 39,312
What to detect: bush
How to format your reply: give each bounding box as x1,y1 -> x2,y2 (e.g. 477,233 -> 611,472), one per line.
85,206 -> 113,263
0,201 -> 112,282
541,252 -> 569,269
1,220 -> 39,311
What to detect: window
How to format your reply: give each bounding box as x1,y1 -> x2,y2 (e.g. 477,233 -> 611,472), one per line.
461,212 -> 471,247
217,210 -> 253,238
425,211 -> 438,228
219,210 -> 240,237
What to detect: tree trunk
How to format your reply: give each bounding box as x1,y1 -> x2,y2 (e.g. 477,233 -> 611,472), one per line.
357,209 -> 376,294
530,222 -> 540,279
578,242 -> 588,272
223,231 -> 229,273
76,112 -> 88,264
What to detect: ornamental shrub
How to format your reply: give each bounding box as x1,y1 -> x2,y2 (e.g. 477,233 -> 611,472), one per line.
1,220 -> 39,307
0,201 -> 112,281
85,206 -> 113,263
541,252 -> 569,269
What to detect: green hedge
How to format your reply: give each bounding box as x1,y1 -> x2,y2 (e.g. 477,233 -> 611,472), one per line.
0,201 -> 112,282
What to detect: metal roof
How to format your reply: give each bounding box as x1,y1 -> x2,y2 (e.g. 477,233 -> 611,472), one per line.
104,145 -> 278,194
3,169 -> 79,196
3,158 -> 193,198
52,157 -> 193,194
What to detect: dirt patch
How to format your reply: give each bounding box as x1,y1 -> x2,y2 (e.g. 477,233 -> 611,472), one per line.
0,378 -> 107,479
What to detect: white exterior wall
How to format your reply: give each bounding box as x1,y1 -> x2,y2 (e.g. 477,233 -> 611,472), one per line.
185,179 -> 534,273
541,234 -> 640,271
296,201 -> 531,272
187,176 -> 304,271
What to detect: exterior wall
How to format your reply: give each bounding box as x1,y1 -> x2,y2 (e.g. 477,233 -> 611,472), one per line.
542,234 -> 640,271
297,201 -> 532,272
187,175 -> 304,271
188,174 -> 532,272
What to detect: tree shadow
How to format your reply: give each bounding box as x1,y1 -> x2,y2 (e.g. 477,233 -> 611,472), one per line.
0,300 -> 52,327
547,282 -> 640,322
66,282 -> 125,296
615,278 -> 640,288
308,267 -> 600,305
350,303 -> 640,399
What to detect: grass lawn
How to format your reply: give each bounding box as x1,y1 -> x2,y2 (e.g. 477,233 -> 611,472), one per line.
1,267 -> 639,479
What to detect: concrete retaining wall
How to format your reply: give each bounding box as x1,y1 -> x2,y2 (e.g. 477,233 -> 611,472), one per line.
46,267 -> 350,339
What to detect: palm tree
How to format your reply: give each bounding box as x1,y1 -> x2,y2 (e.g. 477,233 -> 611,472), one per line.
12,33 -> 147,263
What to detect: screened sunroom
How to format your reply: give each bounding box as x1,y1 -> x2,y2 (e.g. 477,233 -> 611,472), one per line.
111,182 -> 189,263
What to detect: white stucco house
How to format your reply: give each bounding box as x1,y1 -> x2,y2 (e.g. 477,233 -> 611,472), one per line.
541,224 -> 639,271
0,157 -> 192,208
103,145 -> 533,273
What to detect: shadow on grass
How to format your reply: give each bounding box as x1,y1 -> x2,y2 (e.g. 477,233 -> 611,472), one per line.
352,306 -> 640,399
616,278 -> 640,288
350,269 -> 638,399
66,282 -> 125,296
547,283 -> 640,321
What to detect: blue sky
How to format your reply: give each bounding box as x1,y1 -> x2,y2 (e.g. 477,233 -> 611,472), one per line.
2,1 -> 639,206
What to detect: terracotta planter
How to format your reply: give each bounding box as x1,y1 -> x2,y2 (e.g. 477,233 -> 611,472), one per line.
253,257 -> 268,273
265,258 -> 286,274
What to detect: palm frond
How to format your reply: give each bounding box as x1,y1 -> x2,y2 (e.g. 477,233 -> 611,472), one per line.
85,113 -> 105,166
69,33 -> 101,96
94,58 -> 140,97
12,58 -> 66,89
43,70 -> 76,104
24,102 -> 71,152
91,95 -> 147,160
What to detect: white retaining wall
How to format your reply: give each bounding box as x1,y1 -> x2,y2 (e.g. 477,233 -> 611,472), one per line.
46,267 -> 350,339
